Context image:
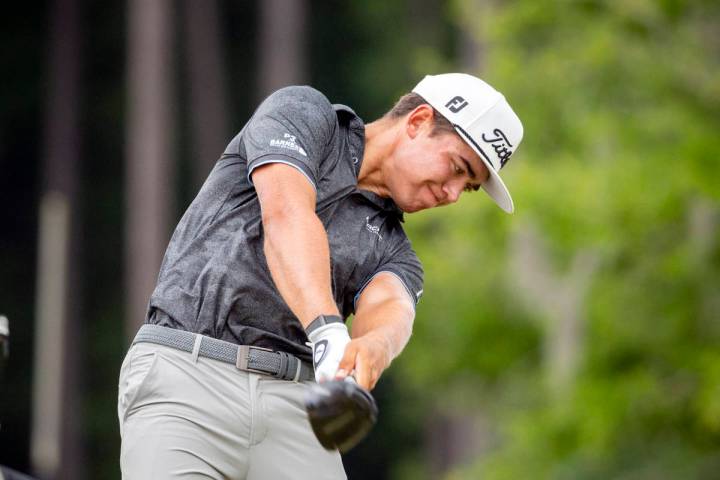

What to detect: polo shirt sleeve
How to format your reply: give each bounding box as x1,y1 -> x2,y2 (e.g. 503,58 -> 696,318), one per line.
243,86 -> 337,191
354,237 -> 425,310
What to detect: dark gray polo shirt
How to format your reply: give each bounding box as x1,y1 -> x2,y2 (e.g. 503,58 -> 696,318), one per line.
146,86 -> 424,363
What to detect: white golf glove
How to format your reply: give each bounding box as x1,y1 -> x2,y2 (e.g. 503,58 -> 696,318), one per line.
307,322 -> 351,383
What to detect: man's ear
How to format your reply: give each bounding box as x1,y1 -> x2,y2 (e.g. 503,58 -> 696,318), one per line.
405,104 -> 434,139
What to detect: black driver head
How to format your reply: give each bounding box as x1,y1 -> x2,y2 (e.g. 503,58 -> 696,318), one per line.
305,379 -> 378,453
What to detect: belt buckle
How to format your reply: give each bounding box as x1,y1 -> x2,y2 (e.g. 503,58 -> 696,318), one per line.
235,345 -> 273,374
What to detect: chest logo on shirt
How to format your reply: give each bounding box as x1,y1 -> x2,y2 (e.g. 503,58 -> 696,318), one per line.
365,217 -> 382,240
270,133 -> 307,157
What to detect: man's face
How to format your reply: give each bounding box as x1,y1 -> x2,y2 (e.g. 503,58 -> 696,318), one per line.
388,108 -> 490,213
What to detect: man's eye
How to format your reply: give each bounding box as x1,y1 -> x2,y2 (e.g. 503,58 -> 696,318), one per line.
454,164 -> 464,175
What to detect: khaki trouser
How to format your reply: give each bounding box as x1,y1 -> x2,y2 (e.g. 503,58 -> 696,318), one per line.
118,342 -> 346,479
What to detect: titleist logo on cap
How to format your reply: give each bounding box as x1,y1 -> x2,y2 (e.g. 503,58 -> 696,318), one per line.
482,129 -> 513,168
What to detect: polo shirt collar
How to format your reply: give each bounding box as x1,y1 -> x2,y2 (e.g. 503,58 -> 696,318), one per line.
334,104 -> 405,221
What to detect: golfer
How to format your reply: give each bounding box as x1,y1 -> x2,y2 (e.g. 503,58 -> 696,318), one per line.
118,73 -> 523,479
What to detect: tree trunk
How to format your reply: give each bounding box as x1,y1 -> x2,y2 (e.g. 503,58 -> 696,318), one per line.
31,0 -> 84,477
125,0 -> 176,340
257,0 -> 308,100
688,199 -> 720,337
457,0 -> 485,74
510,223 -> 599,393
183,0 -> 229,188
422,6 -> 490,475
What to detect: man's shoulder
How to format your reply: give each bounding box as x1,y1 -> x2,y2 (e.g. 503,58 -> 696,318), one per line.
262,85 -> 333,114
258,86 -> 365,136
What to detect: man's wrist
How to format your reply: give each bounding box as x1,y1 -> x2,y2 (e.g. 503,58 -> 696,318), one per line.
306,314 -> 344,335
306,317 -> 351,382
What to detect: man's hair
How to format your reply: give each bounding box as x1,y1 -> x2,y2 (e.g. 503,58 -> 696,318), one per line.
383,92 -> 456,136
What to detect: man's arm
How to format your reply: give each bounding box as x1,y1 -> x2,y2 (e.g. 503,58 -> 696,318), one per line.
252,163 -> 340,327
337,272 -> 416,390
253,162 -> 414,390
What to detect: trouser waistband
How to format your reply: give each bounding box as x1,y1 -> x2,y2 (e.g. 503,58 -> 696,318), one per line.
133,324 -> 314,382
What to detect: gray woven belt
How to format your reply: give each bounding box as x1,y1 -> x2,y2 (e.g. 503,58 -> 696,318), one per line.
133,324 -> 314,382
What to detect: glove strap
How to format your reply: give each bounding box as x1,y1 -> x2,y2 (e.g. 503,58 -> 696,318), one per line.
306,314 -> 343,335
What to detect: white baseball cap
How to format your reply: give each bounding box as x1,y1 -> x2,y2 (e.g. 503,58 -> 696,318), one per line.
413,73 -> 524,213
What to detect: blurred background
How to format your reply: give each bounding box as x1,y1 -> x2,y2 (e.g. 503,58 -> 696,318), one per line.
1,0 -> 719,478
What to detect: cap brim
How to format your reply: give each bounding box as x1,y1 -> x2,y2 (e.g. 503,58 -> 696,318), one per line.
455,127 -> 515,214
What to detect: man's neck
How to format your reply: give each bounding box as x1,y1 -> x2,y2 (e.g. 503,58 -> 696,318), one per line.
357,117 -> 397,198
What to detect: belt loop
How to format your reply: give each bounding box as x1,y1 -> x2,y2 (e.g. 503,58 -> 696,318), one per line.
292,357 -> 302,382
236,345 -> 250,370
276,351 -> 289,380
191,334 -> 202,363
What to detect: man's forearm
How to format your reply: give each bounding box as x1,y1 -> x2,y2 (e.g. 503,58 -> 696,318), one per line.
262,207 -> 339,327
351,296 -> 414,363
332,274 -> 415,389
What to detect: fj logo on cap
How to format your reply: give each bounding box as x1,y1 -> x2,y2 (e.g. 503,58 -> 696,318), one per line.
445,96 -> 468,113
482,129 -> 513,168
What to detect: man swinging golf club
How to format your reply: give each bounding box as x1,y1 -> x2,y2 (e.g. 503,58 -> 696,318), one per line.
118,73 -> 523,479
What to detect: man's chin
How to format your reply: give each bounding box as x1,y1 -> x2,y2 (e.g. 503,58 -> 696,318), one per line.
395,195 -> 437,213
401,202 -> 432,214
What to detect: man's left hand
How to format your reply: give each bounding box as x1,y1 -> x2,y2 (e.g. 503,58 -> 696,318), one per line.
334,333 -> 391,390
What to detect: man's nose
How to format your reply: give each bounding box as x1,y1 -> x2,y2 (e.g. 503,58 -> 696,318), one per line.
442,183 -> 462,204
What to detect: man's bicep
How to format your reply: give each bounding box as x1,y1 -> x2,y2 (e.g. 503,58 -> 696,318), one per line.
252,162 -> 317,217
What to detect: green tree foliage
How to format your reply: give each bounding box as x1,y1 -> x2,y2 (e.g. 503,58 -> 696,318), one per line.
396,0 -> 720,478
